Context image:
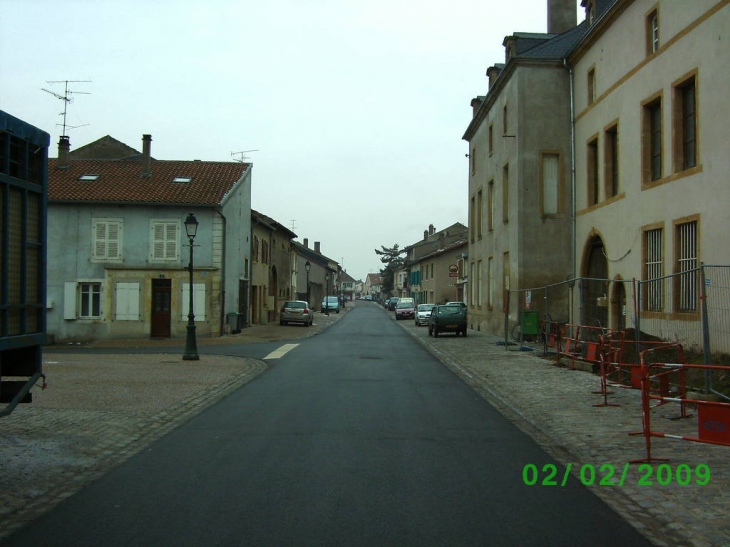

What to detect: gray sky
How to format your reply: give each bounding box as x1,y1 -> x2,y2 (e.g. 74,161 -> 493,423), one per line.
1,0 -> 580,281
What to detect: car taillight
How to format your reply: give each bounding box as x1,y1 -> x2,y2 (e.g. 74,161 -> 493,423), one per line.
304,308 -> 309,314
280,307 -> 285,313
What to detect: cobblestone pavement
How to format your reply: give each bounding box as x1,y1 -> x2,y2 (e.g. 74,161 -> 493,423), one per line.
1,302 -> 728,546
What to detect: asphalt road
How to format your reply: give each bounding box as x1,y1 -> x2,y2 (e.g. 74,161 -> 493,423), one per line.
1,304 -> 652,546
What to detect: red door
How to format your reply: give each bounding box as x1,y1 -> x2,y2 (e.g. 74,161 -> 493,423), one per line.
151,279 -> 171,337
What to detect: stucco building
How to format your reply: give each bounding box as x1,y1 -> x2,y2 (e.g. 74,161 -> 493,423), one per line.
47,134 -> 252,341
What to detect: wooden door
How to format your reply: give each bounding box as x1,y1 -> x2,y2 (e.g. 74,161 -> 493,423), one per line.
151,279 -> 171,337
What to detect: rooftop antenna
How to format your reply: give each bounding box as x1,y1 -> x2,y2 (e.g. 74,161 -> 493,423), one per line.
290,219 -> 297,231
41,80 -> 92,136
231,149 -> 259,162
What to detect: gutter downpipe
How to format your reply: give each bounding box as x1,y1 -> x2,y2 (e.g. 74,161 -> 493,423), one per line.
565,57 -> 577,326
218,207 -> 227,336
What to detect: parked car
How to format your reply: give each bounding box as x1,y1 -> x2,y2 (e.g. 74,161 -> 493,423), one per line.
428,304 -> 468,337
280,300 -> 314,326
321,295 -> 340,313
395,298 -> 416,320
414,303 -> 436,326
387,297 -> 399,311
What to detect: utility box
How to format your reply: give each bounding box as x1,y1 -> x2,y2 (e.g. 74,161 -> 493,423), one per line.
520,310 -> 540,336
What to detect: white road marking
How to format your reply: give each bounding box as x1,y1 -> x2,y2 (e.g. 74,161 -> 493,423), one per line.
264,343 -> 300,360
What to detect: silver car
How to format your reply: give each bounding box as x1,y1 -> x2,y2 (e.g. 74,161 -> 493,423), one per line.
280,300 -> 314,326
415,303 -> 435,326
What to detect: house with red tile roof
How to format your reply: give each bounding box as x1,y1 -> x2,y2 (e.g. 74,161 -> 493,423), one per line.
47,134 -> 252,342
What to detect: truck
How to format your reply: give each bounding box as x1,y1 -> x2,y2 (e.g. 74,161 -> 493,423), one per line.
0,110 -> 49,417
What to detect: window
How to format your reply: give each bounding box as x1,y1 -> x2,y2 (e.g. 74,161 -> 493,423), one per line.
150,220 -> 180,262
675,220 -> 698,312
646,9 -> 660,55
79,174 -> 100,181
587,67 -> 596,105
587,137 -> 599,205
643,228 -> 663,311
502,163 -> 509,223
470,195 -> 476,242
253,236 -> 259,261
181,282 -> 207,321
470,146 -> 476,175
503,105 -> 508,135
642,96 -> 663,183
673,75 -> 697,172
476,260 -> 482,307
477,189 -> 483,239
487,256 -> 494,309
604,124 -> 619,198
469,262 -> 475,306
541,153 -> 560,215
172,177 -> 192,183
64,282 -> 102,319
488,124 -> 494,155
488,180 -> 495,231
92,219 -> 123,261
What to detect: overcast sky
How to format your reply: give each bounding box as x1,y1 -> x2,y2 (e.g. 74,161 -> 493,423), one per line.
1,0 -> 581,281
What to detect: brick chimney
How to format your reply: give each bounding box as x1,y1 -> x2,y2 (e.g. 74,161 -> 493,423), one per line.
429,224 -> 435,236
141,134 -> 152,177
303,238 -> 309,248
548,0 -> 577,34
314,241 -> 321,254
424,230 -> 428,241
57,136 -> 70,169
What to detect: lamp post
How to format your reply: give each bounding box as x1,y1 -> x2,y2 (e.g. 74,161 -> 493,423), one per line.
305,260 -> 311,304
183,212 -> 199,361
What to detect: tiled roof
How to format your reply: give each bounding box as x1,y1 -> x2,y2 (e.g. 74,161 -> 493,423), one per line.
519,22 -> 588,59
48,158 -> 249,205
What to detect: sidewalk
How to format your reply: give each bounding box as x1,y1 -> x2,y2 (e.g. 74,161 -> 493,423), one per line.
2,302 -> 728,546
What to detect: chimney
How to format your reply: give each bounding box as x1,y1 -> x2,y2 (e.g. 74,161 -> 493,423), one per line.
314,241 -> 321,254
424,230 -> 428,241
487,65 -> 503,89
141,134 -> 152,177
429,224 -> 435,236
548,0 -> 577,34
303,238 -> 309,248
57,136 -> 71,169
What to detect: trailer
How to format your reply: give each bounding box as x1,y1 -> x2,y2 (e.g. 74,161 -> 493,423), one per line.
0,110 -> 49,417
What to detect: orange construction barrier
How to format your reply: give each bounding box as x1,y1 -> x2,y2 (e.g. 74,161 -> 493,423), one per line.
557,324 -> 610,370
630,362 -> 730,463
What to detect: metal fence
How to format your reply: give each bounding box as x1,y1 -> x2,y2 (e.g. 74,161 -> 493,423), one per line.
505,265 -> 730,359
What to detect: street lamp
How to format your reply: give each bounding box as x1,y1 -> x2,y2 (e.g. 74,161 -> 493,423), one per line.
305,260 -> 311,304
183,212 -> 199,361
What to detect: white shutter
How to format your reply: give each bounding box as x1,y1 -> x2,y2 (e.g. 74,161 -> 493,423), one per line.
64,282 -> 77,319
107,222 -> 121,260
152,223 -> 166,260
181,283 -> 206,322
165,223 -> 178,260
115,282 -> 140,320
93,222 -> 107,259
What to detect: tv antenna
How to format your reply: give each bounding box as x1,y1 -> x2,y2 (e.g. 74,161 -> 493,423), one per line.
290,219 -> 297,231
41,80 -> 92,136
231,149 -> 259,162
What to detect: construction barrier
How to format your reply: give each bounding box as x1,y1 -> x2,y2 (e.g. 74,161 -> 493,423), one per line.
541,318 -> 567,355
631,362 -> 730,463
557,324 -> 610,370
593,337 -> 685,407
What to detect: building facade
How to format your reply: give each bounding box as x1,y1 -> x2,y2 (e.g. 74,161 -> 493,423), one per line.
47,135 -> 252,342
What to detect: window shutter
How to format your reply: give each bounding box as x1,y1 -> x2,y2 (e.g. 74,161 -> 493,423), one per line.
93,222 -> 107,259
152,223 -> 166,260
64,282 -> 77,319
115,282 -> 140,320
107,222 -> 120,260
165,223 -> 178,260
181,283 -> 206,321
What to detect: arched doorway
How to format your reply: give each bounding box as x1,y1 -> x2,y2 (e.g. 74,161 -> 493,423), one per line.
582,235 -> 609,328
